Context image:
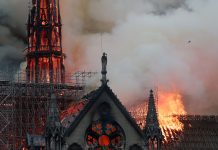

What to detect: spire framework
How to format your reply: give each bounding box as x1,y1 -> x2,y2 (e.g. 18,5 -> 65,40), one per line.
26,0 -> 65,83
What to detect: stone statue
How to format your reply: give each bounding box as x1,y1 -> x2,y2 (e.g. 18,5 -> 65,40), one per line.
101,53 -> 108,84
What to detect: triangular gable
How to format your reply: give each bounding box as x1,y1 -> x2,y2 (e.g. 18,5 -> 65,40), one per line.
64,84 -> 144,138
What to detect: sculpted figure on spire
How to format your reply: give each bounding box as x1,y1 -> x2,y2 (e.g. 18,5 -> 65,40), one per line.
101,52 -> 108,85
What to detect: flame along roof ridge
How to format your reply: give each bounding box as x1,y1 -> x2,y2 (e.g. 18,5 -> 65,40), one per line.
61,99 -> 89,128
61,86 -> 104,128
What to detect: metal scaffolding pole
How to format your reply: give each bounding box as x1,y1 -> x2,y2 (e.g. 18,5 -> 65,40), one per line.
0,71 -> 97,149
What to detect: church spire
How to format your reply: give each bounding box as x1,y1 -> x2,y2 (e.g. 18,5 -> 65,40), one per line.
101,52 -> 109,85
144,90 -> 163,150
46,94 -> 61,127
146,90 -> 159,127
26,0 -> 65,83
45,94 -> 64,150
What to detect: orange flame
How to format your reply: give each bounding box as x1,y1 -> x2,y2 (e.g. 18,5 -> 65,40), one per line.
158,91 -> 187,141
129,89 -> 187,142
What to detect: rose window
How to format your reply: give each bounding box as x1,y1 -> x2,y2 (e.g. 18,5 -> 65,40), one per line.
86,120 -> 125,150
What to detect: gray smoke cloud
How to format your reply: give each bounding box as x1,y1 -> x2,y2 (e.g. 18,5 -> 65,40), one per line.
61,0 -> 189,70
61,0 -> 218,115
1,0 -> 218,115
0,0 -> 28,71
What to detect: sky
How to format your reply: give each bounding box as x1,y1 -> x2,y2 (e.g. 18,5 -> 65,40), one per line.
0,0 -> 218,114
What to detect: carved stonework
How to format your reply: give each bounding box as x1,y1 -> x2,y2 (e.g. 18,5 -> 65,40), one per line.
144,90 -> 163,150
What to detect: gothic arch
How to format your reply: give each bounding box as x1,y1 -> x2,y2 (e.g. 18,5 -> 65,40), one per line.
68,143 -> 83,150
129,144 -> 143,150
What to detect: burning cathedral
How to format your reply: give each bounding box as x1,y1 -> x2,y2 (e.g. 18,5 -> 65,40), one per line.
24,0 -> 162,149
36,52 -> 163,150
0,0 -> 218,150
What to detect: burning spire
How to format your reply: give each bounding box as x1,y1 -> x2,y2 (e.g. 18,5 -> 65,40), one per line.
144,90 -> 163,150
26,0 -> 65,83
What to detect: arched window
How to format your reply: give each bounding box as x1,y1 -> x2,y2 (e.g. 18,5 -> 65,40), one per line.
148,138 -> 158,150
129,144 -> 143,150
68,143 -> 83,150
85,120 -> 126,150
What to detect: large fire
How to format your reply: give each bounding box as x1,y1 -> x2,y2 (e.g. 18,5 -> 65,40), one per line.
129,90 -> 187,141
158,91 -> 187,141
61,89 -> 187,143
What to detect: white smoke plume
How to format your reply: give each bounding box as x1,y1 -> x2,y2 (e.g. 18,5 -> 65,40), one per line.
61,0 -> 218,115
0,0 -> 218,114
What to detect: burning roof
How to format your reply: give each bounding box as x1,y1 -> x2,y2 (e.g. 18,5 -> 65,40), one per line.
129,99 -> 218,149
61,99 -> 89,128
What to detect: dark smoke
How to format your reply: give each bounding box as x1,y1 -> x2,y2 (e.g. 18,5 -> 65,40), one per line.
0,0 -> 28,71
147,0 -> 190,15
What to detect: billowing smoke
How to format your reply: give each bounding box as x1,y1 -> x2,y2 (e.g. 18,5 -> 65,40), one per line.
61,0 -> 218,115
61,0 -> 189,70
0,0 -> 28,71
1,0 -> 218,115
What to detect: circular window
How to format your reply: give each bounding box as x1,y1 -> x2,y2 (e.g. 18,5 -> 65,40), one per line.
86,120 -> 125,150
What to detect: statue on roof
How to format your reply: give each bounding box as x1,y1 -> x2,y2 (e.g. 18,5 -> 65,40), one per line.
101,52 -> 108,85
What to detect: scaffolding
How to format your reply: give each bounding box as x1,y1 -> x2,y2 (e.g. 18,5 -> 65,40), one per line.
0,70 -> 97,149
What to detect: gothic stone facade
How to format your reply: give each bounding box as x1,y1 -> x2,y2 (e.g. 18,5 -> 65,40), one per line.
63,85 -> 145,150
27,53 -> 161,150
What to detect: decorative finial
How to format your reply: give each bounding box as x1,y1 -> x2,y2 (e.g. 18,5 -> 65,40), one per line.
101,52 -> 108,85
150,90 -> 154,97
